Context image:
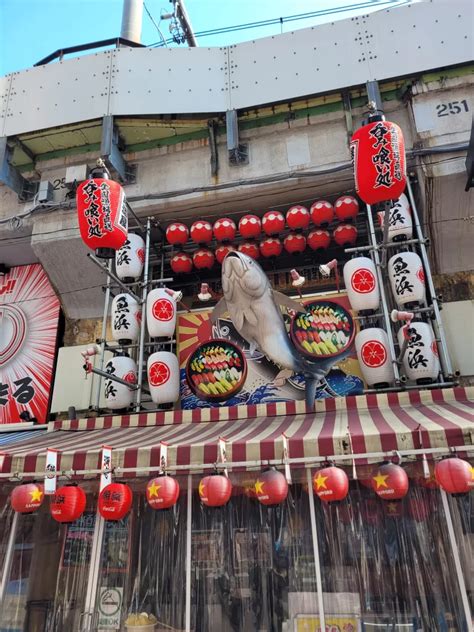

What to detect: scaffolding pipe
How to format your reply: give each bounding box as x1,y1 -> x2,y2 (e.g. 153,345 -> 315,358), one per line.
94,260 -> 112,410
136,218 -> 151,411
88,254 -> 141,302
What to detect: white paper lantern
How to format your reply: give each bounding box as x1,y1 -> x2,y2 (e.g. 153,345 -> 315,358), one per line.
355,328 -> 394,388
398,321 -> 440,384
146,289 -> 177,338
115,233 -> 145,280
104,355 -> 137,410
377,193 -> 413,242
343,257 -> 380,312
147,352 -> 180,405
111,293 -> 140,344
388,251 -> 426,307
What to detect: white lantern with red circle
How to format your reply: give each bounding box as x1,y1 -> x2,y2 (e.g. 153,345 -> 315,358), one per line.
239,214 -> 261,239
388,252 -> 426,307
170,252 -> 193,274
260,238 -> 282,259
334,196 -> 359,222
166,222 -> 189,245
286,205 -> 310,231
147,288 -> 177,338
307,230 -> 330,251
115,233 -> 145,281
238,242 -> 260,260
284,233 -> 306,254
310,200 -> 334,227
333,224 -> 358,247
148,351 -> 180,405
213,218 -> 236,242
216,244 -> 236,264
343,257 -> 380,312
104,355 -> 137,410
190,221 -> 213,245
398,321 -> 440,384
262,211 -> 285,236
356,328 -> 394,388
193,248 -> 215,269
377,193 -> 413,242
111,293 -> 141,344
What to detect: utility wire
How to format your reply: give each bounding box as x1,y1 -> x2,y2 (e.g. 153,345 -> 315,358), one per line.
143,1 -> 168,47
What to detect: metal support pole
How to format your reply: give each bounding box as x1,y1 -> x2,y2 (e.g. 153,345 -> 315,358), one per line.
380,201 -> 391,268
135,218 -> 151,411
185,474 -> 193,632
306,468 -> 326,630
88,366 -> 140,390
81,513 -> 106,632
120,0 -> 143,43
0,511 -> 19,609
95,260 -> 112,410
88,254 -> 141,302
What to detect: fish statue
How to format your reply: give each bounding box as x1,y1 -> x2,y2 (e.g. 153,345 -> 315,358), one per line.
211,251 -> 352,408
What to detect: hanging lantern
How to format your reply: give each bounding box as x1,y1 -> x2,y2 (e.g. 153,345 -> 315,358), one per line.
397,321 -> 440,384
11,483 -> 44,514
147,351 -> 180,405
111,293 -> 140,344
388,251 -> 426,307
104,355 -> 137,410
147,288 -> 177,338
76,177 -> 128,258
190,221 -> 213,245
99,482 -> 133,520
310,200 -> 334,227
435,457 -> 473,495
216,244 -> 236,264
312,466 -> 349,503
350,118 -> 406,205
115,233 -> 145,281
307,230 -> 330,251
166,222 -> 189,245
255,468 -> 288,506
377,193 -> 413,242
193,248 -> 215,269
286,205 -> 310,231
199,474 -> 232,507
239,214 -> 261,239
146,476 -> 180,510
259,237 -> 283,258
50,485 -> 86,523
356,328 -> 395,388
238,242 -> 260,260
343,257 -> 380,312
170,251 -> 193,274
213,218 -> 236,242
262,211 -> 285,236
284,233 -> 306,254
334,195 -> 359,222
333,224 -> 357,247
372,463 -> 409,500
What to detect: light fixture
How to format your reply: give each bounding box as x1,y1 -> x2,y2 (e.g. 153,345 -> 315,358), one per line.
319,259 -> 340,292
164,288 -> 191,312
290,268 -> 305,299
390,309 -> 414,323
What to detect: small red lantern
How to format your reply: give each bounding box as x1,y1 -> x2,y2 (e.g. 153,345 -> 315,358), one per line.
238,242 -> 260,260
166,222 -> 189,245
98,483 -> 133,520
213,218 -> 236,242
351,118 -> 406,205
146,476 -> 180,510
334,196 -> 359,222
307,230 -> 331,251
435,457 -> 473,495
193,248 -> 215,269
215,244 -> 236,264
284,233 -> 306,254
372,463 -> 409,500
190,221 -> 213,245
170,251 -> 193,274
333,224 -> 358,247
199,475 -> 232,507
11,483 -> 44,514
239,214 -> 261,239
310,200 -> 334,227
286,205 -> 310,231
313,466 -> 349,503
255,468 -> 288,506
262,211 -> 285,236
50,485 -> 87,523
259,237 -> 283,258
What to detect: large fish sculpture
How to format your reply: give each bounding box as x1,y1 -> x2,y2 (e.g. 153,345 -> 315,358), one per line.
211,251 -> 352,408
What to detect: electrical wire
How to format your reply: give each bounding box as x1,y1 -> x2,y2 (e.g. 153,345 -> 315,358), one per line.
143,1 -> 168,47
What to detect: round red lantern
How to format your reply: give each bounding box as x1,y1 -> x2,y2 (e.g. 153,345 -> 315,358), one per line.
193,248 -> 215,270
213,218 -> 236,242
286,205 -> 310,231
239,214 -> 261,239
334,195 -> 359,222
166,222 -> 189,245
50,485 -> 86,523
333,224 -> 358,247
262,211 -> 285,236
11,483 -> 44,514
313,466 -> 349,503
255,468 -> 288,506
199,475 -> 232,507
146,476 -> 180,510
372,463 -> 409,500
259,237 -> 283,258
170,251 -> 193,274
435,457 -> 473,495
216,244 -> 236,264
307,229 -> 331,251
98,483 -> 133,520
238,242 -> 260,260
190,221 -> 213,245
310,200 -> 334,227
284,233 -> 306,254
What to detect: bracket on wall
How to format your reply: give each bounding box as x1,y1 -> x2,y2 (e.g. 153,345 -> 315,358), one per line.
101,115 -> 136,184
366,80 -> 384,114
226,110 -> 249,166
0,137 -> 38,200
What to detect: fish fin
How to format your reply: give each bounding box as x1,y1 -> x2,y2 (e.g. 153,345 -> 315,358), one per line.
272,368 -> 294,387
304,374 -> 321,410
210,298 -> 228,324
272,291 -> 306,314
249,341 -> 257,357
233,309 -> 244,331
244,309 -> 258,327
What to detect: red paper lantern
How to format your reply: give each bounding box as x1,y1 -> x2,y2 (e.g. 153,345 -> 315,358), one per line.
262,211 -> 285,236
286,205 -> 310,231
190,221 -> 213,245
50,485 -> 86,523
435,457 -> 473,495
238,242 -> 260,260
284,233 -> 306,254
11,483 -> 44,514
350,118 -> 406,205
98,483 -> 133,520
259,237 -> 283,258
170,251 -> 193,274
193,248 -> 215,269
239,214 -> 261,239
313,466 -> 349,503
146,476 -> 180,510
216,244 -> 236,264
77,178 -> 128,258
310,200 -> 334,227
255,468 -> 288,506
213,218 -> 236,242
333,224 -> 358,247
334,195 -> 359,222
307,229 -> 331,251
372,463 -> 409,500
199,475 -> 232,507
166,222 -> 189,245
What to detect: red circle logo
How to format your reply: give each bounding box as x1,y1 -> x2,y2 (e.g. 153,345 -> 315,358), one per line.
123,371 -> 137,384
152,298 -> 174,322
416,267 -> 425,284
431,340 -> 439,357
149,361 -> 170,387
351,268 -> 376,294
137,248 -> 145,264
361,340 -> 387,368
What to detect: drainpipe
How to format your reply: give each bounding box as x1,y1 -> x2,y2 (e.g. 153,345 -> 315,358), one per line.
121,0 -> 144,43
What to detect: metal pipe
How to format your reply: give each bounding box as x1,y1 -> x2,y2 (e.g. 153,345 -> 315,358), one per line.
88,366 -> 140,390
88,254 -> 141,302
344,237 -> 428,254
185,473 -> 193,632
364,381 -> 457,393
94,260 -> 112,410
306,468 -> 326,630
380,201 -> 391,268
147,277 -> 174,286
136,218 -> 151,411
81,513 -> 106,631
0,511 -> 18,608
120,0 -> 143,43
175,0 -> 198,47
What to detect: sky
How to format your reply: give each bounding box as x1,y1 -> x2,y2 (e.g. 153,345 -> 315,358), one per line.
0,0 -> 408,76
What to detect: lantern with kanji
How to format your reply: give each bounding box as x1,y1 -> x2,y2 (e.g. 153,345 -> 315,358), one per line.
147,288 -> 177,338
239,214 -> 261,239
260,237 -> 283,259
435,457 -> 473,495
310,200 -> 334,227
372,463 -> 409,500
255,468 -> 288,506
307,230 -> 330,251
377,193 -> 413,242
166,222 -> 189,245
190,221 -> 213,245
286,205 -> 310,231
313,466 -> 349,503
388,252 -> 426,307
147,351 -> 180,405
111,293 -> 141,344
213,218 -> 236,242
334,196 -> 359,222
146,476 -> 180,509
356,328 -> 394,388
11,483 -> 44,513
104,355 -> 137,410
50,485 -> 86,523
216,244 -> 236,264
343,257 -> 380,312
238,242 -> 260,260
333,224 -> 357,247
99,483 -> 133,520
262,211 -> 285,236
284,233 -> 306,254
350,117 -> 406,205
115,233 -> 145,281
193,248 -> 215,270
398,321 -> 439,384
170,252 -> 193,274
199,474 -> 232,507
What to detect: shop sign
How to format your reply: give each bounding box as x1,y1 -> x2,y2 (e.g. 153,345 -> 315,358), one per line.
295,615 -> 359,632
98,587 -> 123,630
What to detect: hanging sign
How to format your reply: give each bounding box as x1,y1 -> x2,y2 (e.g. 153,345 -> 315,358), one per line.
100,445 -> 113,492
98,587 -> 123,630
44,448 -> 59,495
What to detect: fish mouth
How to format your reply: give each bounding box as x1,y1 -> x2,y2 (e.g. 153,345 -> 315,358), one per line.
223,251 -> 248,278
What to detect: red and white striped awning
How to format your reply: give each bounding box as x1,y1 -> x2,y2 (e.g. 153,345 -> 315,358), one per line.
0,387 -> 472,478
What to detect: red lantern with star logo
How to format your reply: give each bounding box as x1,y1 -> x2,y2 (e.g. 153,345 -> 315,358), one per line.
50,485 -> 87,523
146,476 -> 180,510
260,238 -> 283,259
98,483 -> 133,521
190,221 -> 213,245
216,244 -> 236,264
372,463 -> 409,500
166,222 -> 189,245
170,252 -> 193,274
262,211 -> 285,236
313,466 -> 349,503
435,457 -> 473,495
213,218 -> 236,242
198,475 -> 232,507
307,230 -> 330,251
286,205 -> 310,231
284,233 -> 306,254
11,483 -> 44,514
238,242 -> 260,260
334,195 -> 359,222
255,468 -> 288,506
239,214 -> 261,239
193,248 -> 215,270
310,200 -> 334,227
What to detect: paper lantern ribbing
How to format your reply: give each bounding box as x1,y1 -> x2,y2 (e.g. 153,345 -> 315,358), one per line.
199,475 -> 232,507
50,485 -> 86,523
190,221 -> 212,245
388,252 -> 426,307
213,218 -> 236,242
307,230 -> 330,251
238,242 -> 260,260
11,483 -> 44,513
147,288 -> 177,338
372,463 -> 409,500
333,224 -> 357,247
104,355 -> 137,410
259,237 -> 283,258
239,214 -> 261,239
398,321 -> 439,384
115,233 -> 145,281
99,483 -> 133,520
334,196 -> 359,222
356,328 -> 394,388
166,222 -> 189,245
193,248 -> 215,270
216,244 -> 236,264
147,351 -> 180,405
343,257 -> 380,312
146,476 -> 180,509
377,193 -> 413,242
284,233 -> 306,254
310,200 -> 334,227
170,252 -> 193,274
111,293 -> 140,344
434,458 -> 473,495
313,466 -> 349,502
350,119 -> 406,205
286,205 -> 310,231
262,211 -> 285,236
255,469 -> 288,506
